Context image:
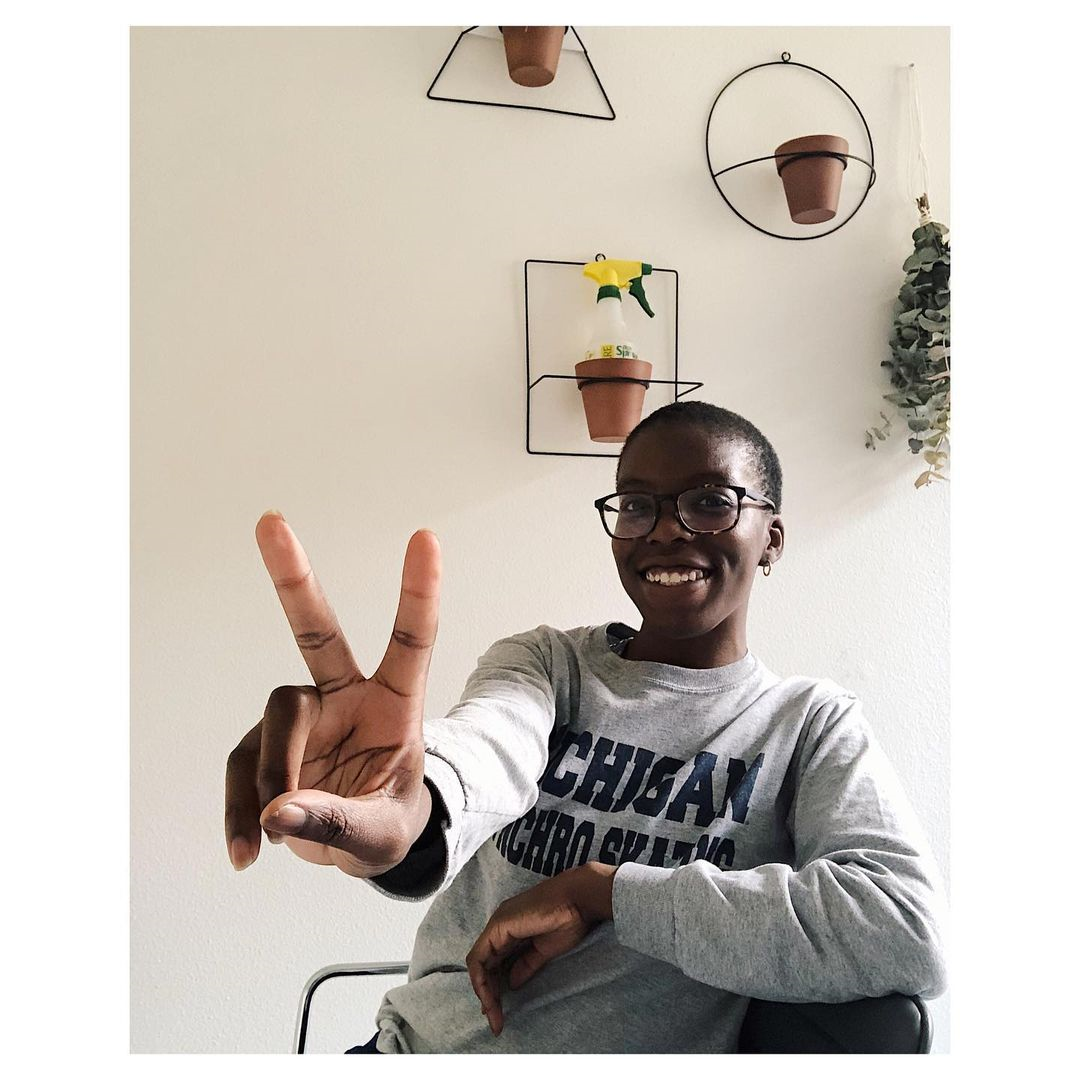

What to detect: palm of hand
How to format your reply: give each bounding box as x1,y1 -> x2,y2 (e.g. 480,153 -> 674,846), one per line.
281,683 -> 425,873
298,686 -> 420,800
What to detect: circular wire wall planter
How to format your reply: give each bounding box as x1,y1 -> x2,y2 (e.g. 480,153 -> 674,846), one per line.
706,53 -> 877,241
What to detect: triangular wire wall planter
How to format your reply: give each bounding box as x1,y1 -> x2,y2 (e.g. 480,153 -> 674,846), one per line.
427,27 -> 616,121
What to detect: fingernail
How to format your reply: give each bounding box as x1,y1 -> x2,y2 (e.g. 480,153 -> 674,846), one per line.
262,508 -> 285,520
265,804 -> 307,831
229,838 -> 254,871
265,829 -> 284,845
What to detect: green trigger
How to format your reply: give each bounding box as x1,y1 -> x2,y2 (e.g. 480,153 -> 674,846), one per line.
628,276 -> 655,318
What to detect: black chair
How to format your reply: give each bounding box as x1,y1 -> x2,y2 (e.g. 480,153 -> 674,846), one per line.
738,993 -> 932,1053
294,961 -> 932,1054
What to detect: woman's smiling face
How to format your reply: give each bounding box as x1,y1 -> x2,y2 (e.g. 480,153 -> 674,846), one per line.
611,421 -> 784,662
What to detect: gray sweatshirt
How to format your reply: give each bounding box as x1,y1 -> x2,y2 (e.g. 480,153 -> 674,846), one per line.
367,623 -> 947,1053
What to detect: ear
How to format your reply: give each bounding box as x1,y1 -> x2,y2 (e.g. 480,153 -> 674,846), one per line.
763,515 -> 784,565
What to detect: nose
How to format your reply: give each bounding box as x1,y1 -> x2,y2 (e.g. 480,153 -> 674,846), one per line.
646,497 -> 692,542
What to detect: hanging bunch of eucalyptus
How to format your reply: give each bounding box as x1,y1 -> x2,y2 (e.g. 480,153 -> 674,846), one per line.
865,65 -> 950,488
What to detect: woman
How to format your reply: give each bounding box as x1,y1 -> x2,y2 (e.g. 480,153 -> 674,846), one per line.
224,401 -> 947,1053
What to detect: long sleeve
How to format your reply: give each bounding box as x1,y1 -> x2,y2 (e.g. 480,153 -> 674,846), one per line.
611,693 -> 948,1002
367,628 -> 559,901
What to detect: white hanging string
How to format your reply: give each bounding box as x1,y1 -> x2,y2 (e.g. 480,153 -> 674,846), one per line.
907,63 -> 932,223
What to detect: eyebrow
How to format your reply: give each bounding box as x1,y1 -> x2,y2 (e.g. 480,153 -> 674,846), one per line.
617,474 -> 738,489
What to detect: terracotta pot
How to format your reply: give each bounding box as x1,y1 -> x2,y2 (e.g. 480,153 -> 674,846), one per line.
500,26 -> 567,87
774,134 -> 849,224
575,358 -> 652,443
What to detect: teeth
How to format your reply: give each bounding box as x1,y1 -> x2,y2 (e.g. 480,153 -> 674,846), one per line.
643,568 -> 709,586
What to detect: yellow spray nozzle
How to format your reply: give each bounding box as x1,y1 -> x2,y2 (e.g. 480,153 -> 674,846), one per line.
583,259 -> 651,289
583,258 -> 655,318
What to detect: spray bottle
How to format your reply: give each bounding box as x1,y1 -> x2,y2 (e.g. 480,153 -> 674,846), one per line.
576,258 -> 656,443
582,258 -> 655,361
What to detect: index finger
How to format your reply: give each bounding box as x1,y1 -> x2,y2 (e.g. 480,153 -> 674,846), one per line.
255,511 -> 362,693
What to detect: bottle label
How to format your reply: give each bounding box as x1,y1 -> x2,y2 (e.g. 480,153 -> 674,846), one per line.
586,343 -> 638,360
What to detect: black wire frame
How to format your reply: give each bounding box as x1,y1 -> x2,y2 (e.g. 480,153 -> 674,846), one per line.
525,258 -> 703,459
705,52 -> 876,241
426,26 -> 616,121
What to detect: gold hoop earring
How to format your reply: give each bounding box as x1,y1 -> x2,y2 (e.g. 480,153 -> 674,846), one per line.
761,562 -> 771,577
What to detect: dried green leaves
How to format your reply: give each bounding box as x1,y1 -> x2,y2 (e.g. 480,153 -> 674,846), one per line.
867,219 -> 951,488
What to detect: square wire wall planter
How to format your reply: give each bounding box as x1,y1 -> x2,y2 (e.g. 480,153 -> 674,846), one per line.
524,258 -> 704,458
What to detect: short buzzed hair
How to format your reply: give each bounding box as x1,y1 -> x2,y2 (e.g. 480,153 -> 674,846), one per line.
617,400 -> 783,511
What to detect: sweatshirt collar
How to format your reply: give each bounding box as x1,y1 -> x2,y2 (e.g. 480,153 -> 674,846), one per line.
598,622 -> 762,691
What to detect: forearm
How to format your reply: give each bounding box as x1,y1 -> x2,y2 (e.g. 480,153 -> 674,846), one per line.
612,853 -> 946,1002
369,631 -> 559,900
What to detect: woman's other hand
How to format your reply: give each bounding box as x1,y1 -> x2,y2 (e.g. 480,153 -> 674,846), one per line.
465,862 -> 617,1035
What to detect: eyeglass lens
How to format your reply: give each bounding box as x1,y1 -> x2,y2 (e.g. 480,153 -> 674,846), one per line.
601,487 -> 740,538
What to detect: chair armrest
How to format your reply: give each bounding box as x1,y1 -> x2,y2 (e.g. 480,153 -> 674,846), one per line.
738,993 -> 933,1053
294,962 -> 411,1054
296,965 -> 932,1054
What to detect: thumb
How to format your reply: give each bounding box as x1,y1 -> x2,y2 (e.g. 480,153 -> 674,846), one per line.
260,789 -> 407,862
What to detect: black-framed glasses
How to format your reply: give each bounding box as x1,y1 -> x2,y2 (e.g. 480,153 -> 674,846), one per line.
593,484 -> 776,539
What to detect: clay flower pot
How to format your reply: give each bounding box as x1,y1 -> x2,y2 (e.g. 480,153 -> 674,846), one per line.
774,134 -> 849,224
575,358 -> 653,443
500,26 -> 568,87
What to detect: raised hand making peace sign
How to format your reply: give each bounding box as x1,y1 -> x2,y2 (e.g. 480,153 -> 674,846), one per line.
225,511 -> 441,877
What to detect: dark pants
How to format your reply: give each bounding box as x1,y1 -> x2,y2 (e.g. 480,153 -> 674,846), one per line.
345,1033 -> 382,1054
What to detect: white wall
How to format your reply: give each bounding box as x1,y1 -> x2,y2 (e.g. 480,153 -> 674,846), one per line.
131,25 -> 950,1053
